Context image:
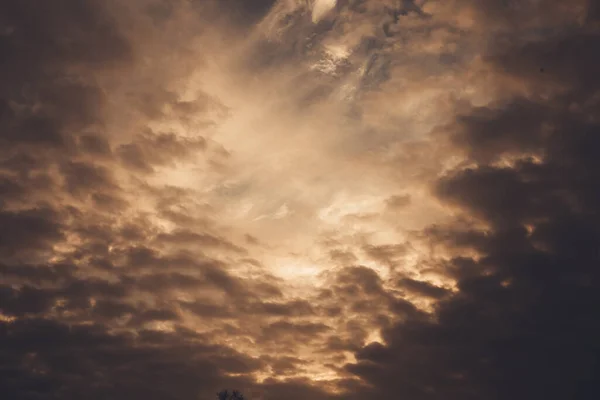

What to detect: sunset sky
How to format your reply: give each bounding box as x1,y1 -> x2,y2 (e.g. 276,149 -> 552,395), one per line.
1,1 -> 600,399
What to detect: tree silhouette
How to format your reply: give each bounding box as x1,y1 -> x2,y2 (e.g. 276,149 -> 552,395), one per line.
217,389 -> 245,400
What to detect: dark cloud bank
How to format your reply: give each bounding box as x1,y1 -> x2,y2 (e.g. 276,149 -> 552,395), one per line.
346,3 -> 600,400
1,0 -> 600,399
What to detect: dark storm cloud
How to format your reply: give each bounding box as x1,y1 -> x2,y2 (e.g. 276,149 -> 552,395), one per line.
2,0 -> 129,57
397,277 -> 449,299
0,260 -> 280,397
314,266 -> 413,355
0,285 -> 57,317
447,99 -> 548,163
0,0 -> 130,250
0,0 -> 127,165
0,262 -> 77,285
262,355 -> 308,373
244,299 -> 316,317
116,248 -> 251,295
261,321 -> 332,342
78,134 -> 113,156
60,161 -> 118,195
345,7 -> 600,400
3,0 -> 600,399
218,0 -> 278,24
0,174 -> 26,204
0,318 -> 265,400
183,297 -> 316,321
499,33 -> 600,90
0,209 -> 64,258
333,266 -> 387,297
0,1 -> 276,398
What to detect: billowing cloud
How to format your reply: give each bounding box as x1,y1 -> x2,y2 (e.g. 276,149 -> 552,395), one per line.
1,0 -> 599,399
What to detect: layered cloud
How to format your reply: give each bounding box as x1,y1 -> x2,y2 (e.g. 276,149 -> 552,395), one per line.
1,0 -> 599,399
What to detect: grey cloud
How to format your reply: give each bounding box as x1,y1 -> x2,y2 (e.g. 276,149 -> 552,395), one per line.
397,277 -> 449,299
60,161 -> 119,195
0,209 -> 64,258
328,249 -> 359,265
218,0 -> 278,25
261,355 -> 309,375
91,192 -> 130,211
156,230 -> 246,254
345,5 -> 600,399
334,266 -> 386,296
261,321 -> 332,341
362,244 -> 409,269
447,99 -> 549,163
3,0 -> 600,399
244,299 -> 316,317
0,262 -> 77,285
0,0 -> 333,399
182,300 -> 234,319
0,285 -> 56,317
0,318 -> 259,400
385,194 -> 411,209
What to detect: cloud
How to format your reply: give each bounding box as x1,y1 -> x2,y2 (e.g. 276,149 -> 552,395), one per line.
397,277 -> 449,299
0,209 -> 64,258
1,0 -> 599,398
0,318 -> 258,400
344,3 -> 600,399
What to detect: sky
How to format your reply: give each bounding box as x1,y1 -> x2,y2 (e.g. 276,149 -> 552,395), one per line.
1,0 -> 599,399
